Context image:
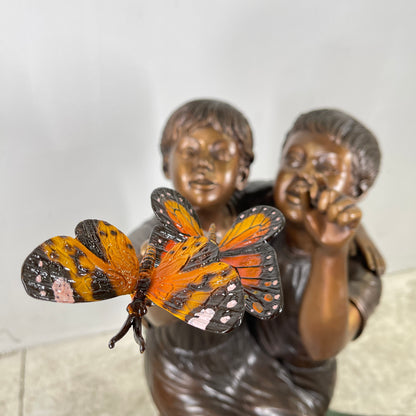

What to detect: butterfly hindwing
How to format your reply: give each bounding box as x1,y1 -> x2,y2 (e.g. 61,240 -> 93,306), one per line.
221,243 -> 282,319
146,236 -> 244,333
21,220 -> 140,303
218,206 -> 285,319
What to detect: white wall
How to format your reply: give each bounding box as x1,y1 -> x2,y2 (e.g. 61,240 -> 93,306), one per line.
1,0 -> 415,352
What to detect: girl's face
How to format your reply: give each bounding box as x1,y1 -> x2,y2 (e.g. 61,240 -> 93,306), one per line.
273,130 -> 356,225
166,127 -> 243,210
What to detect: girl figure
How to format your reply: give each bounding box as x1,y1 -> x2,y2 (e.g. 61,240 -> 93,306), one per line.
129,102 -> 383,416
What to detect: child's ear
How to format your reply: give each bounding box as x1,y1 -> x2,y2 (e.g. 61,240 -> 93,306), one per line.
162,157 -> 171,179
236,166 -> 249,191
355,178 -> 370,200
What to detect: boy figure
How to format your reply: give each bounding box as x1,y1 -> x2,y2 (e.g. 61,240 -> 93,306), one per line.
242,109 -> 382,415
130,103 -> 383,416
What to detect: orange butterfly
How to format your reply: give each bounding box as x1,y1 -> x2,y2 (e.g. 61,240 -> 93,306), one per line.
21,206 -> 244,353
21,187 -> 284,352
150,187 -> 285,319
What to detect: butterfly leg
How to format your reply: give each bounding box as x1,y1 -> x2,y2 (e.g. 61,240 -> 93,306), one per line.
132,315 -> 146,353
108,296 -> 147,351
108,314 -> 135,349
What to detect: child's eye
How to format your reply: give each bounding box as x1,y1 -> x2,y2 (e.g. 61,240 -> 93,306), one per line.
284,152 -> 304,168
211,141 -> 235,162
212,148 -> 231,162
316,161 -> 339,175
316,155 -> 340,175
180,146 -> 198,159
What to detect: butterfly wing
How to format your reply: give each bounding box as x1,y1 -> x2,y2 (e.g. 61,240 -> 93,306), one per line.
218,206 -> 285,319
151,187 -> 203,239
146,234 -> 244,333
21,220 -> 140,303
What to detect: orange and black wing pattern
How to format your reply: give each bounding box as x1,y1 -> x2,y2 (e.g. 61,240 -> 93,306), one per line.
149,187 -> 285,320
151,187 -> 203,238
147,233 -> 244,333
218,206 -> 285,319
150,187 -> 204,265
21,220 -> 140,303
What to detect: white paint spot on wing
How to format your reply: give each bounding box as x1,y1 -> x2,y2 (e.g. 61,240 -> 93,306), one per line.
227,283 -> 236,292
220,316 -> 230,324
188,308 -> 215,330
52,278 -> 75,303
227,300 -> 237,308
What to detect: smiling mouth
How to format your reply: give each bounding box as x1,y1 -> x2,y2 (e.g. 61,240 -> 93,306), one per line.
189,178 -> 216,190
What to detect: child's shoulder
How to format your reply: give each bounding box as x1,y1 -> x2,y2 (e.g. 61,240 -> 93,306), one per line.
231,180 -> 274,213
128,216 -> 158,254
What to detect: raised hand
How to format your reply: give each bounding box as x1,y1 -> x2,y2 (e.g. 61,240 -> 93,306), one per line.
302,179 -> 362,252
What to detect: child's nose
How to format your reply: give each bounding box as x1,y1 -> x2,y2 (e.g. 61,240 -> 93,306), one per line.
294,159 -> 314,177
296,165 -> 324,184
196,157 -> 214,171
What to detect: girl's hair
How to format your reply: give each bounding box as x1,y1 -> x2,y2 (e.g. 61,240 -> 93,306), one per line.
161,99 -> 254,174
284,109 -> 381,196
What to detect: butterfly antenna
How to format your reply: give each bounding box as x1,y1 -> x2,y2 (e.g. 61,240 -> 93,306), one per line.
208,223 -> 217,244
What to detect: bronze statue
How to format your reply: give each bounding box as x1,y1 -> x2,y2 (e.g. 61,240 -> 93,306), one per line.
129,101 -> 384,415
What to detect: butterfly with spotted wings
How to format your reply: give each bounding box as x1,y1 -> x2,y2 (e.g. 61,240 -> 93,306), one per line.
21,187 -> 284,352
149,187 -> 285,320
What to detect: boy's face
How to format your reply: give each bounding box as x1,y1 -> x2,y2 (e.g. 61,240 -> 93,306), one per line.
166,127 -> 242,209
273,130 -> 355,224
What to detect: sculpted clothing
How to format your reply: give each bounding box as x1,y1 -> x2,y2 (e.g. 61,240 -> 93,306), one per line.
129,189 -> 381,416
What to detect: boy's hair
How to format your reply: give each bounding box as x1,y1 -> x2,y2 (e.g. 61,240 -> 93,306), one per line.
284,109 -> 381,197
160,99 -> 254,174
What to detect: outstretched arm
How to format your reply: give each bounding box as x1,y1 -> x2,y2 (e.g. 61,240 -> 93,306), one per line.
298,188 -> 363,361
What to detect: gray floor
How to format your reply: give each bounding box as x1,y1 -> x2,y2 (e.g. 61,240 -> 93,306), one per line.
1,269 -> 415,416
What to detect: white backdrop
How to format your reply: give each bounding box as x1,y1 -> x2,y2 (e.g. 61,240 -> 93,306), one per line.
1,0 -> 415,352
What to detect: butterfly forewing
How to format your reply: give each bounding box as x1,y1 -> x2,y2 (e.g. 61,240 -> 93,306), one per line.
146,236 -> 244,333
21,220 -> 140,303
151,187 -> 203,238
219,206 -> 285,252
75,220 -> 141,294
